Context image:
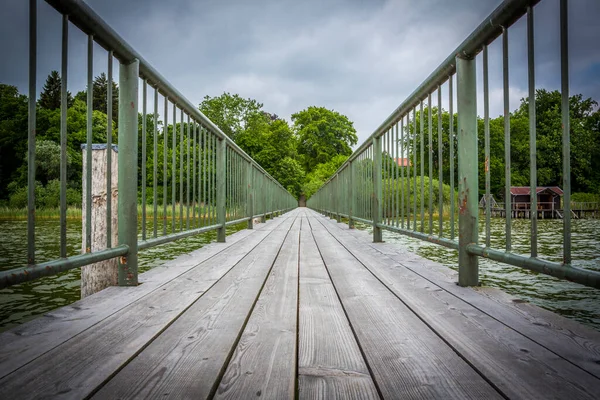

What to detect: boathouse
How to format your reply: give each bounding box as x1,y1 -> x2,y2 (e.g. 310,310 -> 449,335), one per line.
510,186 -> 563,210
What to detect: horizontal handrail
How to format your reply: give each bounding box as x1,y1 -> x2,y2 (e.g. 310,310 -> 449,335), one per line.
0,245 -> 129,289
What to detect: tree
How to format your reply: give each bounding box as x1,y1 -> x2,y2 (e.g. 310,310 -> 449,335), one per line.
93,73 -> 119,123
38,71 -> 73,110
35,139 -> 71,184
0,84 -> 28,199
199,93 -> 264,141
292,106 -> 357,174
302,154 -> 349,198
74,73 -> 119,123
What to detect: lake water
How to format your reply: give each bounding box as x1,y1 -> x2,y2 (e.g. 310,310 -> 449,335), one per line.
0,218 -> 246,332
1,215 -> 599,332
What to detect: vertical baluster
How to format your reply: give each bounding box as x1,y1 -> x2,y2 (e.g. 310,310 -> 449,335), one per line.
394,121 -> 401,228
420,100 -> 425,233
141,80 -> 147,240
153,87 -> 158,237
107,52 -> 113,246
202,127 -> 207,227
186,114 -> 191,230
192,122 -> 197,228
560,0 -> 571,264
438,85 -> 444,237
162,98 -> 168,236
59,14 -> 67,258
484,45 -> 491,247
400,118 -> 405,229
27,0 -> 36,264
179,109 -> 183,231
528,6 -> 537,257
503,27 -> 512,251
428,93 -> 433,235
217,137 -> 226,241
413,107 -> 417,231
406,115 -> 411,230
85,35 -> 93,253
449,74 -> 455,240
172,104 -> 176,233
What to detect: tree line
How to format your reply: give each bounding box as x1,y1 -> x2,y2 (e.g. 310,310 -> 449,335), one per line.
0,71 -> 358,208
1,70 -> 598,210
400,89 -> 600,199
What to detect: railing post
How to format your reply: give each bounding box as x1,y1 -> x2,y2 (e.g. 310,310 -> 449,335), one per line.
247,163 -> 253,229
117,59 -> 139,286
336,175 -> 341,223
349,161 -> 355,229
373,136 -> 383,242
217,138 -> 226,242
456,55 -> 479,286
260,174 -> 266,223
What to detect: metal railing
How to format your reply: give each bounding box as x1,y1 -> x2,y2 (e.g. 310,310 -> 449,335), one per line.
308,0 -> 600,289
0,0 -> 296,289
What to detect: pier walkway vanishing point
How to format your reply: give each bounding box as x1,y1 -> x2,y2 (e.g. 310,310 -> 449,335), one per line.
1,208 -> 599,399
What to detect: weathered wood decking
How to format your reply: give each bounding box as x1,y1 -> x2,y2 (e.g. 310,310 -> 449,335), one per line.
1,208 -> 600,399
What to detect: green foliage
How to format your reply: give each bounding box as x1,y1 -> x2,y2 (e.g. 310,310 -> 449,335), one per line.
7,180 -> 80,209
199,93 -> 264,141
74,72 -> 119,123
571,192 -> 600,203
407,90 -> 600,198
0,84 -> 28,199
302,155 -> 349,198
35,139 -> 71,184
292,106 -> 358,174
38,70 -> 73,110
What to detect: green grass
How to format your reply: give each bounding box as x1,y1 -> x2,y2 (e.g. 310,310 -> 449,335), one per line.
0,206 -> 82,220
0,203 -> 245,221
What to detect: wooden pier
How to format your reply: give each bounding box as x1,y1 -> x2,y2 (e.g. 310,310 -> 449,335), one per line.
1,208 -> 599,399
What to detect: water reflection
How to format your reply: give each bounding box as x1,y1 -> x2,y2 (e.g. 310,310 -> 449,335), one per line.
0,218 -> 246,331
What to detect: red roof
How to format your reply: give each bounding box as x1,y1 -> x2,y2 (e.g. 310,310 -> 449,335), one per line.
510,186 -> 563,196
394,158 -> 411,167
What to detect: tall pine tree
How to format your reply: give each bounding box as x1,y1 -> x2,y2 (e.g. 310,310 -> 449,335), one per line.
38,70 -> 72,110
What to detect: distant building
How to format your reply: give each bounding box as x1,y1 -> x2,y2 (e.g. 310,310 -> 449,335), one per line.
510,186 -> 563,210
394,158 -> 411,167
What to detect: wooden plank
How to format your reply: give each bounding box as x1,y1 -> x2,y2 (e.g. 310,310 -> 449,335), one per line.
0,222 -> 286,399
93,215 -> 297,399
309,225 -> 501,399
0,226 -> 257,380
298,229 -> 379,400
313,212 -> 600,398
214,226 -> 300,399
327,211 -> 600,379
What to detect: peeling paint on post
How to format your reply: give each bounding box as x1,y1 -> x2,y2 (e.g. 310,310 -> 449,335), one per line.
117,59 -> 139,286
456,55 -> 479,286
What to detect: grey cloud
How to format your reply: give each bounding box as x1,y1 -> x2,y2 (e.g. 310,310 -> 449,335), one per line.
1,0 -> 599,147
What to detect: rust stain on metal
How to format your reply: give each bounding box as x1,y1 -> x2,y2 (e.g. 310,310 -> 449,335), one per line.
484,156 -> 489,173
120,256 -> 127,265
130,101 -> 135,109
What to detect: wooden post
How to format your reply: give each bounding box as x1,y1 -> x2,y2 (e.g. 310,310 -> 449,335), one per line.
81,144 -> 118,298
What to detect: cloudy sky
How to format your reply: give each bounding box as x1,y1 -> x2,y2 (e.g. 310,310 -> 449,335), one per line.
1,0 -> 599,146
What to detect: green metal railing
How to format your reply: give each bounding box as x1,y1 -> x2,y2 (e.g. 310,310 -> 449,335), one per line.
309,0 -> 600,289
0,0 -> 296,289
